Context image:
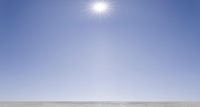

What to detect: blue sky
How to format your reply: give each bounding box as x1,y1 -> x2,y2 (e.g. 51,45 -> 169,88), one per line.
0,0 -> 200,101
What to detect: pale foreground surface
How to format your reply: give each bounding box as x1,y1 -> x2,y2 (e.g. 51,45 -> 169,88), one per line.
0,102 -> 200,107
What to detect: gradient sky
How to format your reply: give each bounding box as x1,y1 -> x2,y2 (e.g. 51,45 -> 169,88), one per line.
0,0 -> 200,101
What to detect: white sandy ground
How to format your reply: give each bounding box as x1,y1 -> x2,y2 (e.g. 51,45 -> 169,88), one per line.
0,102 -> 200,107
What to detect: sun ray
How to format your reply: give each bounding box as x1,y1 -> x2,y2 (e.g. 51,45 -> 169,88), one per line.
89,0 -> 111,16
92,1 -> 108,13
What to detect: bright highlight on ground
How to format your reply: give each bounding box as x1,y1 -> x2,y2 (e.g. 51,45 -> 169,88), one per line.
91,1 -> 109,15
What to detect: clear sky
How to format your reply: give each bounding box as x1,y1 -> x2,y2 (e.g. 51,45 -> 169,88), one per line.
0,0 -> 200,101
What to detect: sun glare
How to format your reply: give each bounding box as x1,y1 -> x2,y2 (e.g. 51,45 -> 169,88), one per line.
90,0 -> 110,15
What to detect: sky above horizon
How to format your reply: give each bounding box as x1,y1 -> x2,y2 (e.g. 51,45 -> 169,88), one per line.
0,0 -> 200,101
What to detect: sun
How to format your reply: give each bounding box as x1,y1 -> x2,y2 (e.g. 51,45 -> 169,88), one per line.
92,1 -> 108,13
90,0 -> 110,15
